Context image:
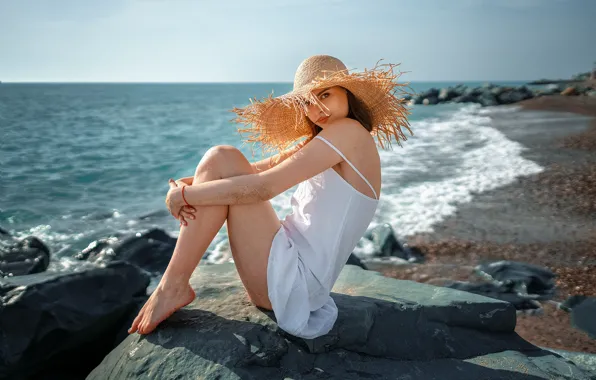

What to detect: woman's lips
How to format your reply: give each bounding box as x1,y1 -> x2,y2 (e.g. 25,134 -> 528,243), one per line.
317,116 -> 330,124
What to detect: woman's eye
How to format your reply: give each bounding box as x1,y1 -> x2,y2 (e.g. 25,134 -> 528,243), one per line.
320,93 -> 329,100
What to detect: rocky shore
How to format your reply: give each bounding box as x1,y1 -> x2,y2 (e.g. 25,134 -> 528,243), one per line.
89,263 -> 593,379
381,94 -> 596,356
2,92 -> 596,379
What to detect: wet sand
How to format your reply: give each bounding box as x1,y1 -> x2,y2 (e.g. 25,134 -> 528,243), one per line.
378,95 -> 596,353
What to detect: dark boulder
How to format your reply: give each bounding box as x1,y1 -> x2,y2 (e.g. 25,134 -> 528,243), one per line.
75,228 -> 176,274
475,260 -> 556,300
364,223 -> 424,262
452,93 -> 477,103
477,92 -> 499,107
422,96 -> 439,105
444,281 -> 542,311
345,253 -> 367,269
0,236 -> 51,276
438,88 -> 458,102
497,89 -> 533,104
560,296 -> 596,339
443,261 -> 556,312
0,261 -> 149,380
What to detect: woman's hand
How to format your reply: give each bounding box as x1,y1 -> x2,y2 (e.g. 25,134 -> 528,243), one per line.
176,176 -> 194,186
166,179 -> 196,226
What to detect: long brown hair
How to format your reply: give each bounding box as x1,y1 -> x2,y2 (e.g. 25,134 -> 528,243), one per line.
306,87 -> 373,141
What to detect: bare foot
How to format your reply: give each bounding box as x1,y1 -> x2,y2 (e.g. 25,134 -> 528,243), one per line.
128,283 -> 195,335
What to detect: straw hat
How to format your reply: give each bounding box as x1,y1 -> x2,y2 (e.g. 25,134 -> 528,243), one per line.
231,55 -> 412,154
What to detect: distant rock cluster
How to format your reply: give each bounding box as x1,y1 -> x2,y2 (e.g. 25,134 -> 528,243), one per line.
405,82 -> 596,107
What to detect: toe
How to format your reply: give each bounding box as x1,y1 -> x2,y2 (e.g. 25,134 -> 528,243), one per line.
140,315 -> 152,335
129,302 -> 150,334
129,313 -> 143,334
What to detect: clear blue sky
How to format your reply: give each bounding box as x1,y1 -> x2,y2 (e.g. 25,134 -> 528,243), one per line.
1,0 -> 594,82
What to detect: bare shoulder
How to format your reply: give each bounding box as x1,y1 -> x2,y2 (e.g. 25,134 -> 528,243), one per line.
317,118 -> 377,151
323,117 -> 367,135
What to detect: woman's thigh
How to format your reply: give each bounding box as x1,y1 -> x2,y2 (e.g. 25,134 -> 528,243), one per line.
206,145 -> 281,309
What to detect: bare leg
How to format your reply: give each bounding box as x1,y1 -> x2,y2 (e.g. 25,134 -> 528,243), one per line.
129,146 -> 281,335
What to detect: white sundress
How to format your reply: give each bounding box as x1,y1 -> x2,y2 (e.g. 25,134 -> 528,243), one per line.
267,135 -> 379,339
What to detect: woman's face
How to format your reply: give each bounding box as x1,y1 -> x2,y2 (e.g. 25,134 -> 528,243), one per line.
304,86 -> 349,127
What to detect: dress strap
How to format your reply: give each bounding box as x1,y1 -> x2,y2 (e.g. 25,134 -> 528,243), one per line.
314,136 -> 378,200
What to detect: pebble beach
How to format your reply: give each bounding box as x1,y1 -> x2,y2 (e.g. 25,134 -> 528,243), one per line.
380,92 -> 596,353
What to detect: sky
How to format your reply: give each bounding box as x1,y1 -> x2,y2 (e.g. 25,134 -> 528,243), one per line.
1,0 -> 595,82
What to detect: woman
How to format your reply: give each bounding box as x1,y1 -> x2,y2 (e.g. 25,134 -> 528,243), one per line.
128,55 -> 411,338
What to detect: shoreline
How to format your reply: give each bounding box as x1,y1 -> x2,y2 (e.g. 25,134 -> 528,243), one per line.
379,95 -> 596,353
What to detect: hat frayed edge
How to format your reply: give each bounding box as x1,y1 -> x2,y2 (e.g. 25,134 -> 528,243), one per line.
230,60 -> 414,156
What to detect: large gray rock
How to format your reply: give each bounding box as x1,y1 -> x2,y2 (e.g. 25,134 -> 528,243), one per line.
88,264 -> 593,379
0,261 -> 150,379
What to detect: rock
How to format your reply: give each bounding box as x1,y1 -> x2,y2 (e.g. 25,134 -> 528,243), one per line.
559,294 -> 587,311
497,89 -> 533,105
0,236 -> 51,276
561,86 -> 579,96
464,87 -> 482,96
444,281 -> 542,310
88,263 -> 592,379
75,228 -> 176,274
364,223 -> 424,262
422,96 -> 438,105
475,260 -> 556,300
543,347 -> 596,374
560,296 -> 596,339
490,86 -> 505,96
452,93 -> 477,103
438,88 -> 458,102
477,92 -> 499,107
345,253 -> 367,269
0,261 -> 150,380
411,95 -> 424,104
442,261 -> 556,312
424,88 -> 440,97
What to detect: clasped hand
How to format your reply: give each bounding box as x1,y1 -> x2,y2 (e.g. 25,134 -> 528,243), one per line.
166,178 -> 196,226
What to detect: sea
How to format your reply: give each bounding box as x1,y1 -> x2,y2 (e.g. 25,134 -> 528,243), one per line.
0,82 -> 544,270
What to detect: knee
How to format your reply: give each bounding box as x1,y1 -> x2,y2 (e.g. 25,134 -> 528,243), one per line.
203,145 -> 241,161
196,145 -> 252,178
199,145 -> 243,167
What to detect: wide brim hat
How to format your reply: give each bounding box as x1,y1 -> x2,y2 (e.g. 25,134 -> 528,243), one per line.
231,55 -> 413,154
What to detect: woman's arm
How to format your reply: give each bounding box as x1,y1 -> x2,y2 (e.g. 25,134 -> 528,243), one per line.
179,119 -> 363,207
250,140 -> 307,173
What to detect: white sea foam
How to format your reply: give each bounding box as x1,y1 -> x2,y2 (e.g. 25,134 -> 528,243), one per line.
373,104 -> 544,239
